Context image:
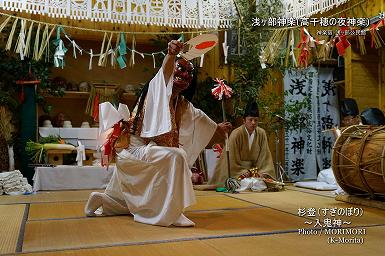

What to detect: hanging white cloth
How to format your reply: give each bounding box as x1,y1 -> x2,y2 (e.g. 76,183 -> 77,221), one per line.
140,69 -> 174,138
76,141 -> 86,166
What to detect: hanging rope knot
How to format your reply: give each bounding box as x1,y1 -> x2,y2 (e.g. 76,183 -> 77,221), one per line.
211,78 -> 233,100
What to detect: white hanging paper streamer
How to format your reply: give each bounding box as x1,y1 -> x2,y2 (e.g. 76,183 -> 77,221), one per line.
222,30 -> 229,64
65,34 -> 82,59
23,21 -> 34,57
89,49 -> 94,70
33,23 -> 41,61
289,30 -> 297,67
303,27 -> 325,47
45,36 -> 50,62
100,33 -> 113,67
200,53 -> 204,67
133,50 -> 144,59
5,18 -> 18,51
0,16 -> 11,33
129,35 -> 136,66
98,32 -> 107,66
14,20 -> 22,51
109,49 -> 116,67
112,34 -> 120,68
37,25 -> 56,61
15,19 -> 26,60
76,141 -> 86,167
152,53 -> 156,68
37,24 -> 49,60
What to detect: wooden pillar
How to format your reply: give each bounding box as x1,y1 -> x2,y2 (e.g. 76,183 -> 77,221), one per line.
344,47 -> 352,98
379,49 -> 385,110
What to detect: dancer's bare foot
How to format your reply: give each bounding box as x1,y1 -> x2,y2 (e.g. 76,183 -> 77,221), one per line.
85,192 -> 129,217
84,192 -> 104,216
173,214 -> 195,227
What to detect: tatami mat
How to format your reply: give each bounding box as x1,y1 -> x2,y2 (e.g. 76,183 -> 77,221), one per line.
336,194 -> 385,210
21,224 -> 385,256
202,225 -> 385,256
185,194 -> 257,211
2,188 -> 384,255
193,190 -> 219,196
0,190 -> 101,205
0,190 -> 218,206
228,190 -> 385,223
286,185 -> 336,197
0,204 -> 25,254
22,207 -> 307,253
28,195 -> 256,220
28,202 -> 85,220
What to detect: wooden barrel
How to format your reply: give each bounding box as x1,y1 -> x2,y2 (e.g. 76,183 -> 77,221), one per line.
332,125 -> 385,198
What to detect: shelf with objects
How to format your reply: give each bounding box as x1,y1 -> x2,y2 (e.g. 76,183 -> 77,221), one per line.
36,84 -> 137,166
31,82 -> 139,190
38,88 -> 137,128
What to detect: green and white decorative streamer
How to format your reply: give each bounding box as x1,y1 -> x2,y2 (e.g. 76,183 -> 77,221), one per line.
53,26 -> 68,68
117,33 -> 127,69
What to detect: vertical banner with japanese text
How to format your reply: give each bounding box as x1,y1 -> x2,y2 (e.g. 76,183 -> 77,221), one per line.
316,68 -> 339,171
284,68 -> 318,181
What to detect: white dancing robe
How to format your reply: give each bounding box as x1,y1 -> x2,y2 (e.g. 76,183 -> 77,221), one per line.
103,69 -> 217,226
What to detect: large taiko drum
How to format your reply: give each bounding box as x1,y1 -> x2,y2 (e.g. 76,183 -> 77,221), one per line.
332,125 -> 385,198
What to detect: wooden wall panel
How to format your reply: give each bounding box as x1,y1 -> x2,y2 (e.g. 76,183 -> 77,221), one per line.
345,43 -> 380,112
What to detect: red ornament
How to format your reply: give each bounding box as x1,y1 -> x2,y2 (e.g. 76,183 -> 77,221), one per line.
195,41 -> 217,49
213,144 -> 223,158
92,94 -> 100,122
211,78 -> 233,100
335,27 -> 351,56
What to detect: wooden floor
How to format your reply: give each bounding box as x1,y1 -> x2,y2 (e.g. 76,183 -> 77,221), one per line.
1,187 -> 385,256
